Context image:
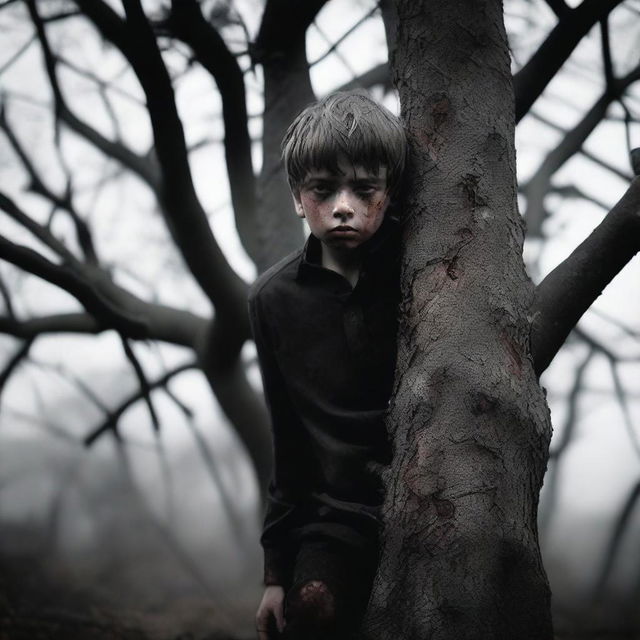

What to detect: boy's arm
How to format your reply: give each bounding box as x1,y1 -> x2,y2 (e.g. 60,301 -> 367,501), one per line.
249,288 -> 314,586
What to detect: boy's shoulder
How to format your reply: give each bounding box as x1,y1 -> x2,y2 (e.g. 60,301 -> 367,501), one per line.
248,246 -> 304,306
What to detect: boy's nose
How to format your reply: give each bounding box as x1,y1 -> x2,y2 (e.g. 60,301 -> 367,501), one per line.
332,191 -> 356,219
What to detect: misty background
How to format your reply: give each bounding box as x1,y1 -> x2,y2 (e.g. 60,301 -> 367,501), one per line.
0,0 -> 639,638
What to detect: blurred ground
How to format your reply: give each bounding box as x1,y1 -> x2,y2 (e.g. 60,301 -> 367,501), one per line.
0,551 -> 254,640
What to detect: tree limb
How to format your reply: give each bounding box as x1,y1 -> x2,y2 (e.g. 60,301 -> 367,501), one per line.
544,0 -> 570,19
529,110 -> 634,183
531,177 -> 640,376
594,481 -> 640,598
523,62 -> 640,237
0,111 -> 99,264
0,236 -> 148,336
26,0 -> 161,189
166,0 -> 260,266
309,4 -> 380,67
514,0 -> 625,122
0,312 -> 101,337
75,0 -> 249,318
600,15 -> 615,91
84,361 -> 197,446
336,61 -> 392,93
0,272 -> 14,317
0,191 -> 77,263
0,337 -> 34,402
118,334 -> 160,432
251,0 -> 327,272
0,303 -> 205,348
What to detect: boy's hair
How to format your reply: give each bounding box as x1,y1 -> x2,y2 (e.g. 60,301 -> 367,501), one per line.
282,91 -> 407,196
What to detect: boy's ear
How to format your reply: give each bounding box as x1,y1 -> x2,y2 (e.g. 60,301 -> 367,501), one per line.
292,192 -> 305,218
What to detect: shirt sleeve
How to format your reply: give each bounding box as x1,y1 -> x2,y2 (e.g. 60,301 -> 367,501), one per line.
248,287 -> 315,586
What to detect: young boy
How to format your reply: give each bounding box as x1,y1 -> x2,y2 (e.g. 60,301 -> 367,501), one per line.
251,91 -> 407,640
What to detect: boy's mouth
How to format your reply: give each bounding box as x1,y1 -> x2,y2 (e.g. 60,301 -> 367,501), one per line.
331,225 -> 357,233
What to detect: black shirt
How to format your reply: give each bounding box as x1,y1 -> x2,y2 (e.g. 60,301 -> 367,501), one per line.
248,218 -> 400,585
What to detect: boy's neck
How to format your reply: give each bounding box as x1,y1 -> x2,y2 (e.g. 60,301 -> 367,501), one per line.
321,244 -> 362,288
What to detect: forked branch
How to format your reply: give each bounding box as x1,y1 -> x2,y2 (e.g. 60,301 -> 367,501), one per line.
531,177 -> 640,376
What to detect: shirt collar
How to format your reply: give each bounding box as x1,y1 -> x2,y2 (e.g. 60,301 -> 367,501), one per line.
296,215 -> 400,281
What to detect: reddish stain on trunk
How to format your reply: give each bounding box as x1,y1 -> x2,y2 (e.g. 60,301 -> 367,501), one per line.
500,331 -> 523,378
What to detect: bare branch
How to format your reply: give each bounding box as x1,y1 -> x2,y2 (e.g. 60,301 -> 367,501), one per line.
57,55 -> 145,107
336,61 -> 392,93
549,347 -> 595,459
0,33 -> 36,76
27,356 -> 109,412
251,0 -> 327,271
0,272 -> 15,317
26,0 -> 161,188
76,0 -> 250,317
312,21 -> 357,78
594,481 -> 640,597
544,0 -> 570,19
0,312 -> 100,337
166,0 -> 260,265
119,334 -> 161,432
523,62 -> 640,237
607,356 -> 640,457
540,344 -> 595,529
0,337 -> 34,402
0,236 -> 151,337
310,3 -> 380,67
529,110 -> 634,182
42,9 -> 82,24
0,111 -> 99,264
531,177 -> 640,375
0,191 -> 78,263
514,0 -> 625,122
0,302 -> 206,348
84,361 -> 196,446
547,183 -> 610,212
600,15 -> 615,90
590,307 -> 640,339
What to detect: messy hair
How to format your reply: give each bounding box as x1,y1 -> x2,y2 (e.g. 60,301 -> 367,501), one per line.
282,91 -> 407,196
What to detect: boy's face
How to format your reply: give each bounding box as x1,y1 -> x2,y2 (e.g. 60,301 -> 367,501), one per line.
293,159 -> 390,252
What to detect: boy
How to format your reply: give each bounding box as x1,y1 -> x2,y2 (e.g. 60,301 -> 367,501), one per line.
251,91 -> 407,639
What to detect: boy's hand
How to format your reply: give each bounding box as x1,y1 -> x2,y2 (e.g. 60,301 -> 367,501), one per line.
256,585 -> 285,640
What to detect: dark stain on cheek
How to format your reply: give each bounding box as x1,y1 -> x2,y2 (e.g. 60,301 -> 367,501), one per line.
364,196 -> 385,217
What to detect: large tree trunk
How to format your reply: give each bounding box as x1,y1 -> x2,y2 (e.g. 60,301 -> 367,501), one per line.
363,1 -> 554,638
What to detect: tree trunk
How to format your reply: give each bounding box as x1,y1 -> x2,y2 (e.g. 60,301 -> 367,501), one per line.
363,1 -> 554,638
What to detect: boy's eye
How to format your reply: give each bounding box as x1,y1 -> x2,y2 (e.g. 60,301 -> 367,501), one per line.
310,185 -> 333,196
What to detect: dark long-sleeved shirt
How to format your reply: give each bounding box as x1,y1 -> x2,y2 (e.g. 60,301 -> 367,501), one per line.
248,218 -> 400,586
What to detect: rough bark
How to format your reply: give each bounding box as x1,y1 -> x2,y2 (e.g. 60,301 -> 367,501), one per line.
362,2 -> 553,639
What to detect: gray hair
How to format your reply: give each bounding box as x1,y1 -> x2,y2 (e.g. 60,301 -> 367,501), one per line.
282,91 -> 407,196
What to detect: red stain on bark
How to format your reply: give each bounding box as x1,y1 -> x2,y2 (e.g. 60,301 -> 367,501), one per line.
501,331 -> 523,378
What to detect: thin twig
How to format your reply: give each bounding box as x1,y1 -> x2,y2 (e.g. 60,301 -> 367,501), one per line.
310,3 -> 380,67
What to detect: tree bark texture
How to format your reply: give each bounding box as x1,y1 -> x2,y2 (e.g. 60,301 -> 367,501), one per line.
363,2 -> 554,639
